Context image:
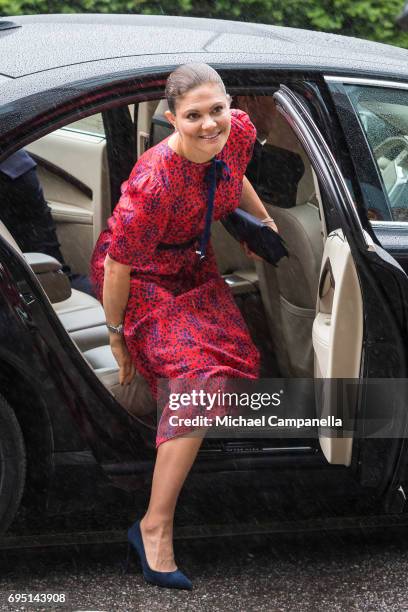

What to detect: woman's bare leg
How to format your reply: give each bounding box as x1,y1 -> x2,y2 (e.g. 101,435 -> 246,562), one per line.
140,434 -> 204,571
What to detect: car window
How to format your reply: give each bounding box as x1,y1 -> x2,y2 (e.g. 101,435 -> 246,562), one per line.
63,113 -> 106,137
64,106 -> 136,138
345,85 -> 408,222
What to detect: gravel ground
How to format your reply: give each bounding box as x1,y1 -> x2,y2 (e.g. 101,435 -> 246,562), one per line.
1,528 -> 408,612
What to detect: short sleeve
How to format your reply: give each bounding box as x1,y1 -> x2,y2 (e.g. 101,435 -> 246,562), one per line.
229,109 -> 257,170
107,173 -> 169,266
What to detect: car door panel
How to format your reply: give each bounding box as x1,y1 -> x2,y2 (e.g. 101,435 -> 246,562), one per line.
313,230 -> 363,381
273,85 -> 408,487
274,86 -> 367,463
313,229 -> 363,466
25,126 -> 110,275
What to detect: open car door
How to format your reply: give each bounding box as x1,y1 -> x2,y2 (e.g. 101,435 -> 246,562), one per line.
273,85 -> 408,502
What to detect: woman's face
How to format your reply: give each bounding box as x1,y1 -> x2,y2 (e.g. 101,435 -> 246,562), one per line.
165,83 -> 231,163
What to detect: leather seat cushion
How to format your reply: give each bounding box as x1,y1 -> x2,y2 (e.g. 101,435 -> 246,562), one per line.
84,345 -> 156,417
54,289 -> 108,350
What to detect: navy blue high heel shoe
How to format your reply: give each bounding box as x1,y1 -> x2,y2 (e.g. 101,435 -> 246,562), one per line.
125,520 -> 192,590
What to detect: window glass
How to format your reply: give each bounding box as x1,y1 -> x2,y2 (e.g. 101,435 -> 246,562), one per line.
345,85 -> 408,222
64,106 -> 136,138
63,113 -> 105,137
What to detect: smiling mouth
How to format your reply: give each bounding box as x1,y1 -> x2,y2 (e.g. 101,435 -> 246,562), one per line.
200,131 -> 221,140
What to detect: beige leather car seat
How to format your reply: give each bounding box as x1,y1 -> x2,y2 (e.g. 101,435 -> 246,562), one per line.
256,201 -> 323,377
255,108 -> 324,377
0,218 -> 108,348
53,290 -> 109,351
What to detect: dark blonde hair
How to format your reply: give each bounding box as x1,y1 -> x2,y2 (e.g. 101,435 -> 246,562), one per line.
165,63 -> 228,114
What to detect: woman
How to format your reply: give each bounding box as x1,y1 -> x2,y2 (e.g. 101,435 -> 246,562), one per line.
90,63 -> 278,590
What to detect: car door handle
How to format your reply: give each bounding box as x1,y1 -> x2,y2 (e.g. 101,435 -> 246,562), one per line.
319,258 -> 335,299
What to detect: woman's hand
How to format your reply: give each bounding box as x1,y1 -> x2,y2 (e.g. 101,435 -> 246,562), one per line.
110,335 -> 136,385
262,217 -> 279,234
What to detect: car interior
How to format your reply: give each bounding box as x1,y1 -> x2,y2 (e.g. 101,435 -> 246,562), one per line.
0,92 -> 364,465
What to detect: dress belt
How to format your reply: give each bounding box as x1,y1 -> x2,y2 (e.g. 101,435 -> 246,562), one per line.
157,236 -> 199,251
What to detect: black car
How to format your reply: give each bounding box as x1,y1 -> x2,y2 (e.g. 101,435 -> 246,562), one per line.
1,13 -> 408,538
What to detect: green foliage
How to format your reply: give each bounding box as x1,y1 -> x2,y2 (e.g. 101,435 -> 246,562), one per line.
1,0 -> 408,48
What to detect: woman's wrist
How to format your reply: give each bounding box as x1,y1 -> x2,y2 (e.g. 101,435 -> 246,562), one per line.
106,321 -> 124,335
261,216 -> 275,225
106,321 -> 125,345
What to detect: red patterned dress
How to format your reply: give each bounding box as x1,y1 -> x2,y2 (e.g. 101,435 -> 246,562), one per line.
90,109 -> 260,447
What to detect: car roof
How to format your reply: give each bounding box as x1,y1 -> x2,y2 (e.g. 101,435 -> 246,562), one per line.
2,14 -> 408,81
